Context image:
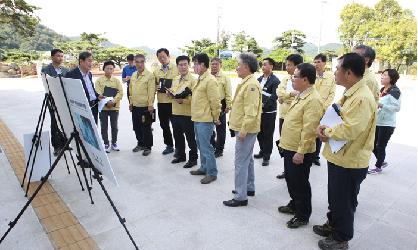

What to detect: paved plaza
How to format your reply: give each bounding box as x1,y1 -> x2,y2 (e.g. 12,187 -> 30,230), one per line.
0,75 -> 416,250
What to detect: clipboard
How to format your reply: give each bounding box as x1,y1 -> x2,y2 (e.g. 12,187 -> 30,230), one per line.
103,86 -> 118,97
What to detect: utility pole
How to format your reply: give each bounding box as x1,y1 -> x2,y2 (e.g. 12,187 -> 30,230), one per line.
318,0 -> 327,54
217,7 -> 222,57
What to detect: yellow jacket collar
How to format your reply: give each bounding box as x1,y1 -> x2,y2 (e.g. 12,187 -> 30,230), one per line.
344,78 -> 366,98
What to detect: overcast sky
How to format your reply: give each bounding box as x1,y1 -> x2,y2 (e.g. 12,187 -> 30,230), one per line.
27,0 -> 416,51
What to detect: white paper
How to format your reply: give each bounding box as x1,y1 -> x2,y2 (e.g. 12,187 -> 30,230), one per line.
44,75 -> 118,185
24,131 -> 51,181
286,79 -> 294,93
98,97 -> 114,112
320,105 -> 347,153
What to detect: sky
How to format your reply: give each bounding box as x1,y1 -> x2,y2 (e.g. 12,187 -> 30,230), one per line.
27,0 -> 416,51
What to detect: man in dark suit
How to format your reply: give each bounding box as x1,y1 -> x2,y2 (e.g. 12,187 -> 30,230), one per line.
65,51 -> 103,124
41,49 -> 69,156
254,58 -> 280,166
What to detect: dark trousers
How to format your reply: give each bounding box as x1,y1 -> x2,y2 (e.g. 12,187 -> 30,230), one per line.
210,112 -> 226,152
283,149 -> 314,221
256,112 -> 277,160
157,103 -> 173,147
172,115 -> 198,161
326,162 -> 367,242
48,103 -> 65,150
314,137 -> 322,159
131,106 -> 153,149
372,126 -> 395,168
279,118 -> 284,136
99,110 -> 119,145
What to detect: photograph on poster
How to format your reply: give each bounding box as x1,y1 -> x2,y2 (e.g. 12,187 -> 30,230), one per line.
74,113 -> 100,150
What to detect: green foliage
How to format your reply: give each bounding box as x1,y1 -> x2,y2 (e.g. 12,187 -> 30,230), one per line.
0,0 -> 39,37
95,46 -> 146,67
338,0 -> 417,70
2,49 -> 40,64
0,23 -> 68,51
230,31 -> 263,57
268,48 -> 291,63
221,58 -> 238,71
181,38 -> 217,58
273,30 -> 306,54
54,33 -> 108,59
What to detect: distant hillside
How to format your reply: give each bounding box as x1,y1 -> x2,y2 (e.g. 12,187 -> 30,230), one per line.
303,42 -> 343,57
0,24 -> 69,51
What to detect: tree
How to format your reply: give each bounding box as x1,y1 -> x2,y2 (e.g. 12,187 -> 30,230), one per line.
268,48 -> 291,63
2,49 -> 40,64
230,31 -> 263,57
338,0 -> 417,70
338,3 -> 374,49
54,33 -> 108,59
218,31 -> 230,52
181,38 -> 217,57
95,46 -> 146,67
232,31 -> 247,52
0,0 -> 39,37
273,30 -> 306,54
246,37 -> 263,58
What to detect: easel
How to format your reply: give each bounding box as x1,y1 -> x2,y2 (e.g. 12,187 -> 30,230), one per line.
0,75 -> 139,249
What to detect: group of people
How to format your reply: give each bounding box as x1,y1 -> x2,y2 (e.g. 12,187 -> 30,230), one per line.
42,44 -> 401,250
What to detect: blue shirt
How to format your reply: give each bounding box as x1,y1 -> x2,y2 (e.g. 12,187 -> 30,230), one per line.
122,65 -> 137,84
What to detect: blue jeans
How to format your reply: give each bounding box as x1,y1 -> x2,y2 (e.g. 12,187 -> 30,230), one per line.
194,122 -> 217,176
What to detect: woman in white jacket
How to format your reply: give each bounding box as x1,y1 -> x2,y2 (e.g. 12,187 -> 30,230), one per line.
369,69 -> 401,174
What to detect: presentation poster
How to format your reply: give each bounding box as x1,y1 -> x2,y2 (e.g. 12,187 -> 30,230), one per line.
44,75 -> 118,185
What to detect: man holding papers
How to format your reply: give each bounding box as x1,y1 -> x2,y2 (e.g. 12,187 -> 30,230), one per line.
315,53 -> 376,250
277,63 -> 323,228
167,56 -> 198,168
95,61 -> 123,153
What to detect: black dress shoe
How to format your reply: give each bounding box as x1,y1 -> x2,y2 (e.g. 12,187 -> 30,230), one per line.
232,190 -> 255,196
287,217 -> 309,229
223,199 -> 248,207
254,152 -> 263,159
162,146 -> 174,155
262,159 -> 269,166
214,150 -> 223,158
276,172 -> 285,179
313,158 -> 321,166
183,160 -> 197,168
171,158 -> 186,164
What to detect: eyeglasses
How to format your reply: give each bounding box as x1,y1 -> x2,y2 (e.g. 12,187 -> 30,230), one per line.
135,60 -> 145,64
291,75 -> 301,80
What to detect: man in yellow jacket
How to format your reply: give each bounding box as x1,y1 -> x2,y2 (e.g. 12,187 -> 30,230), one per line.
129,54 -> 156,156
95,61 -> 124,153
277,63 -> 323,227
315,53 -> 376,250
276,54 -> 303,179
313,53 -> 336,166
154,48 -> 179,155
189,53 -> 221,184
167,55 -> 198,169
210,57 -> 232,158
354,45 -> 380,103
223,53 -> 262,207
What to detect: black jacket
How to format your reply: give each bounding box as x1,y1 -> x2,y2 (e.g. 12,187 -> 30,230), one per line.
257,74 -> 280,113
41,63 -> 69,77
65,67 -> 99,101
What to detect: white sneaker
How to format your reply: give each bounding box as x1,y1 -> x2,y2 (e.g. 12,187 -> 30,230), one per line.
111,143 -> 120,151
105,144 -> 111,153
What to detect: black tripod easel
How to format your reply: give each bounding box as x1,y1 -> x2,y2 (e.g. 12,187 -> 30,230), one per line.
21,88 -> 85,197
0,75 -> 139,249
